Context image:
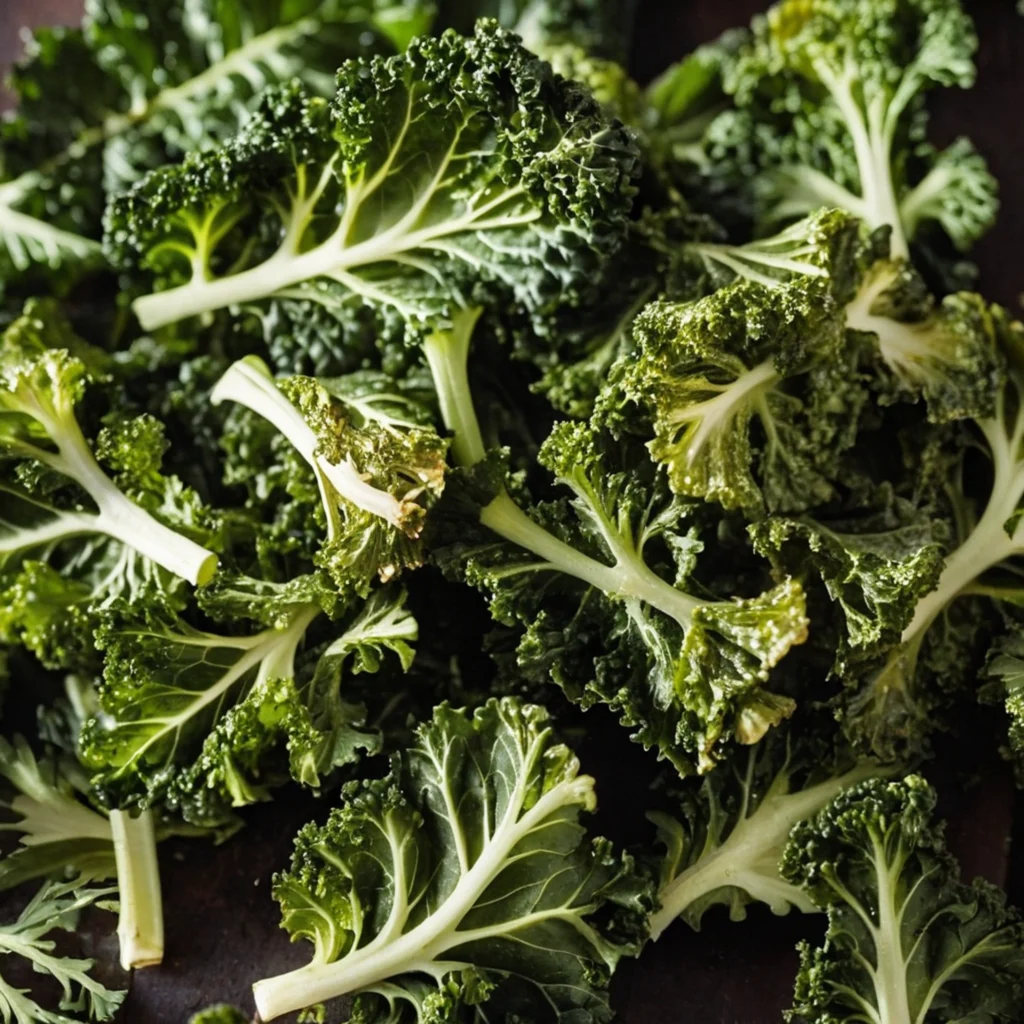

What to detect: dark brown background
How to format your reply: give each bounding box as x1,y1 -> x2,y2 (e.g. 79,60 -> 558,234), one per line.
2,2 -> 1023,1022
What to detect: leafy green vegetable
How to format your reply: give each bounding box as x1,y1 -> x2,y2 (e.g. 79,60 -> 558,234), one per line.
610,226 -> 864,516
673,210 -> 1000,424
82,586 -> 416,826
718,0 -> 996,259
648,722 -> 882,937
1,3 -> 1021,1020
212,356 -> 446,593
783,775 -> 1024,1023
0,735 -> 115,890
0,301 -> 218,587
428,311 -> 809,773
106,21 -> 640,346
252,697 -> 651,1022
0,880 -> 125,1024
840,307 -> 1024,756
0,0 -> 430,278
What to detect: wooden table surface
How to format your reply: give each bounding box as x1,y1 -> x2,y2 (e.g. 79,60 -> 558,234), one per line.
1,3 -> 1023,1022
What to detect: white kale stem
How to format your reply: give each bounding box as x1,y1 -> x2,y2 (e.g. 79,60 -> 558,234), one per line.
19,416 -> 217,586
211,357 -> 408,528
868,832 -> 914,1024
812,57 -> 908,259
132,178 -> 535,330
110,810 -> 163,970
479,492 -> 699,627
422,308 -> 486,468
423,313 -> 699,629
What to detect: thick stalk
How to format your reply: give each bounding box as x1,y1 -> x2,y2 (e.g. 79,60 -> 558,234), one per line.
479,493 -> 699,627
422,313 -> 700,628
865,98 -> 908,261
871,837 -> 913,1024
133,183 -> 536,330
110,810 -> 164,970
813,59 -> 907,259
211,358 -> 408,527
422,308 -> 485,468
44,421 -> 217,586
94,496 -> 218,587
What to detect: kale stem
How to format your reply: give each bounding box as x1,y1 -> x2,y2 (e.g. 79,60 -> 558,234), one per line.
110,810 -> 164,970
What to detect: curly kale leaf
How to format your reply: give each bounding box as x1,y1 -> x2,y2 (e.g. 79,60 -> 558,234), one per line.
433,421 -> 809,775
0,303 -> 218,666
106,21 -> 640,344
0,0 -> 425,279
0,736 -> 116,891
648,720 -> 884,938
783,776 -> 1024,1024
717,0 -> 996,259
252,698 -> 652,1023
214,356 -> 447,594
611,275 -> 862,517
81,586 -> 416,826
836,309 -> 1024,758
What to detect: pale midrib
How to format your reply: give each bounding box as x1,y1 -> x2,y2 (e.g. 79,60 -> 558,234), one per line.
671,359 -> 779,464
112,607 -> 318,773
253,774 -> 594,1019
650,773 -> 862,939
871,839 -> 913,1024
0,509 -> 99,558
135,184 -> 535,327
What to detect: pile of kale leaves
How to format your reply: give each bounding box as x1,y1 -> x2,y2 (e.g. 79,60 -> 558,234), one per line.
1,1 -> 1024,1021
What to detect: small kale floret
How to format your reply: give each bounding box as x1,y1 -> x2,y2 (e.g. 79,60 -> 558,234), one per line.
719,0 -> 996,260
782,775 -> 1024,1023
213,356 -> 446,593
105,21 -> 640,342
688,211 -> 1001,425
648,721 -> 883,939
0,302 -> 218,596
252,698 -> 652,1022
845,259 -> 1002,422
612,265 -> 863,517
752,497 -> 948,727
